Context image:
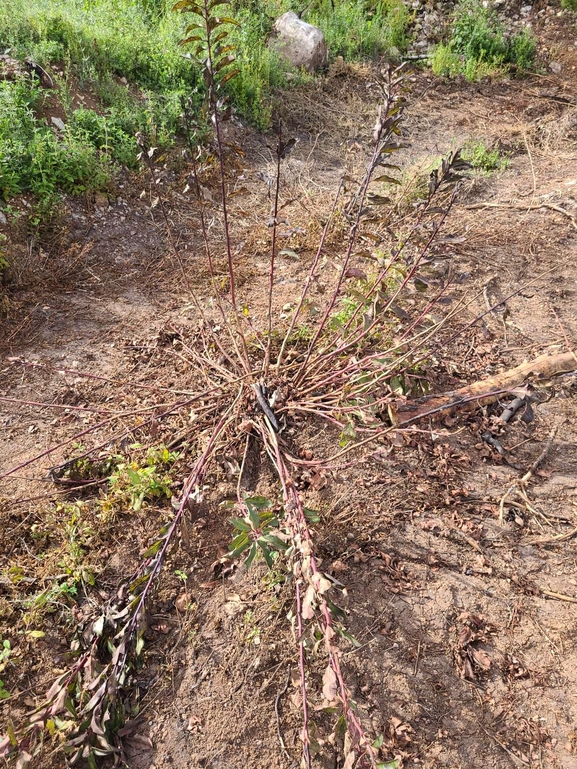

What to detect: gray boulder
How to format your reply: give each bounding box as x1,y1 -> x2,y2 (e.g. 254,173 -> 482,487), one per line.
270,12 -> 328,72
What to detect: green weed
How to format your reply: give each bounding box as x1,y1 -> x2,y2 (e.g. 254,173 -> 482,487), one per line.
431,43 -> 504,80
561,0 -> 577,10
509,27 -> 537,70
98,444 -> 178,518
226,495 -> 288,568
68,108 -> 139,168
431,0 -> 535,81
0,78 -> 113,201
305,0 -> 412,59
242,609 -> 261,644
0,640 -> 11,700
0,639 -> 11,673
24,502 -> 97,619
462,139 -> 508,172
0,234 -> 9,287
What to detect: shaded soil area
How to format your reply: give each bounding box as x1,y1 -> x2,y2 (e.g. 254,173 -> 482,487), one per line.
1,11 -> 577,769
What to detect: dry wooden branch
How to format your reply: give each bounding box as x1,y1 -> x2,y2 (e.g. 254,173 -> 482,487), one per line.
538,588 -> 577,604
391,351 -> 577,425
464,201 -> 577,231
526,526 -> 577,546
499,425 -> 558,524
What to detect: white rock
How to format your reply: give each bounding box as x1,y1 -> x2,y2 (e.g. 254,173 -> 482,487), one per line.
549,61 -> 562,74
51,116 -> 65,131
0,211 -> 6,226
270,12 -> 328,72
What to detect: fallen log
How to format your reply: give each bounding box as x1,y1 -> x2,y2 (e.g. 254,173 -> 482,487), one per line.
392,350 -> 577,425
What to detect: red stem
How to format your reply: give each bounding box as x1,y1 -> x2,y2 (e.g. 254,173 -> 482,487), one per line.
295,581 -> 312,769
8,357 -> 197,396
267,429 -> 379,768
0,398 -> 196,480
264,138 -> 282,379
302,191 -> 457,384
276,179 -> 344,370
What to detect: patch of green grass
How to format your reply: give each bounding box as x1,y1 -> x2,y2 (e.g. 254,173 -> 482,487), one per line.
305,0 -> 413,59
0,0 -> 202,211
0,78 -> 113,201
0,0 -> 413,210
0,0 -> 197,91
561,0 -> 577,10
0,0 -> 199,142
228,6 -> 294,130
431,0 -> 536,81
430,43 -> 505,80
462,139 -> 508,173
98,444 -> 179,519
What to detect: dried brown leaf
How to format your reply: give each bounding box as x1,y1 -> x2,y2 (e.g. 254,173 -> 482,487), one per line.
343,751 -> 356,769
322,665 -> 338,702
470,646 -> 492,670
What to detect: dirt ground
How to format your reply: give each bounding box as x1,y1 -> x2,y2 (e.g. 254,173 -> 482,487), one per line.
1,9 -> 577,769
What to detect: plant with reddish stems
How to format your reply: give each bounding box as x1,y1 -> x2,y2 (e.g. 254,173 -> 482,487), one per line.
0,4 -> 491,768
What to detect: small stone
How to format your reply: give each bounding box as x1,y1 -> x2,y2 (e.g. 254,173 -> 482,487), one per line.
51,116 -> 65,131
549,61 -> 562,74
0,211 -> 6,226
94,193 -> 108,208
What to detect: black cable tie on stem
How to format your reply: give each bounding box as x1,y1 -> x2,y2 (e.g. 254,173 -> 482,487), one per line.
253,383 -> 280,432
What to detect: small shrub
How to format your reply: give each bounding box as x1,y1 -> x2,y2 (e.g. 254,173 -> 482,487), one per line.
462,140 -> 508,173
561,0 -> 577,10
98,444 -> 178,518
68,108 -> 139,167
306,0 -> 412,59
449,0 -> 507,62
509,27 -> 536,70
430,43 -> 465,78
431,0 -> 535,81
0,79 -> 112,201
461,55 -> 504,81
